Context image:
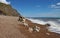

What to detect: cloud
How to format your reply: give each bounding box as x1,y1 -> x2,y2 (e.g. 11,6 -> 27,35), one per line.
0,0 -> 10,4
50,2 -> 60,9
57,2 -> 60,5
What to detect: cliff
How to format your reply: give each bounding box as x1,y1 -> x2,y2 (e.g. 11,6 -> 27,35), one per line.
0,3 -> 20,16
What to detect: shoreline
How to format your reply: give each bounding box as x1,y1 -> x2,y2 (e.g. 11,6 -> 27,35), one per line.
0,15 -> 60,38
18,19 -> 60,38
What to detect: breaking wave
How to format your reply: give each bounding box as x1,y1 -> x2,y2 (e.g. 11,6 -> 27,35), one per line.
27,18 -> 60,34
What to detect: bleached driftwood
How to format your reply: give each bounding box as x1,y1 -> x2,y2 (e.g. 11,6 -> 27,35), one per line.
35,26 -> 40,32
28,26 -> 40,33
22,18 -> 29,27
46,33 -> 50,35
28,27 -> 33,33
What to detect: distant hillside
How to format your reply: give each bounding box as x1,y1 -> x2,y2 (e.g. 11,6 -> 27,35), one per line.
0,3 -> 20,16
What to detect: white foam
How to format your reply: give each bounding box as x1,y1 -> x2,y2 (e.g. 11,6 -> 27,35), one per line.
47,21 -> 60,34
27,18 -> 60,34
28,18 -> 47,25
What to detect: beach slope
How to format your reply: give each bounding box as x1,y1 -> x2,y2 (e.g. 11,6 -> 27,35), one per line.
0,15 -> 60,38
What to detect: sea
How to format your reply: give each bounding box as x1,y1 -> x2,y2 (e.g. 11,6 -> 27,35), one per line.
27,17 -> 60,34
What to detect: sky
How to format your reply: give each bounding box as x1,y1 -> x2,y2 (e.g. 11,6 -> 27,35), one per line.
0,0 -> 60,17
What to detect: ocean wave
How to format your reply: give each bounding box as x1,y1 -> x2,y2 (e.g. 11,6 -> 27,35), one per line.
27,18 -> 47,25
27,18 -> 60,34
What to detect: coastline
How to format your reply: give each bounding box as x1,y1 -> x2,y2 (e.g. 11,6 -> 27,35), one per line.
18,18 -> 60,38
0,15 -> 60,38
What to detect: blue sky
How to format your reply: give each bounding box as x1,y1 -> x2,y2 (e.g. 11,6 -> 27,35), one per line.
7,0 -> 60,17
